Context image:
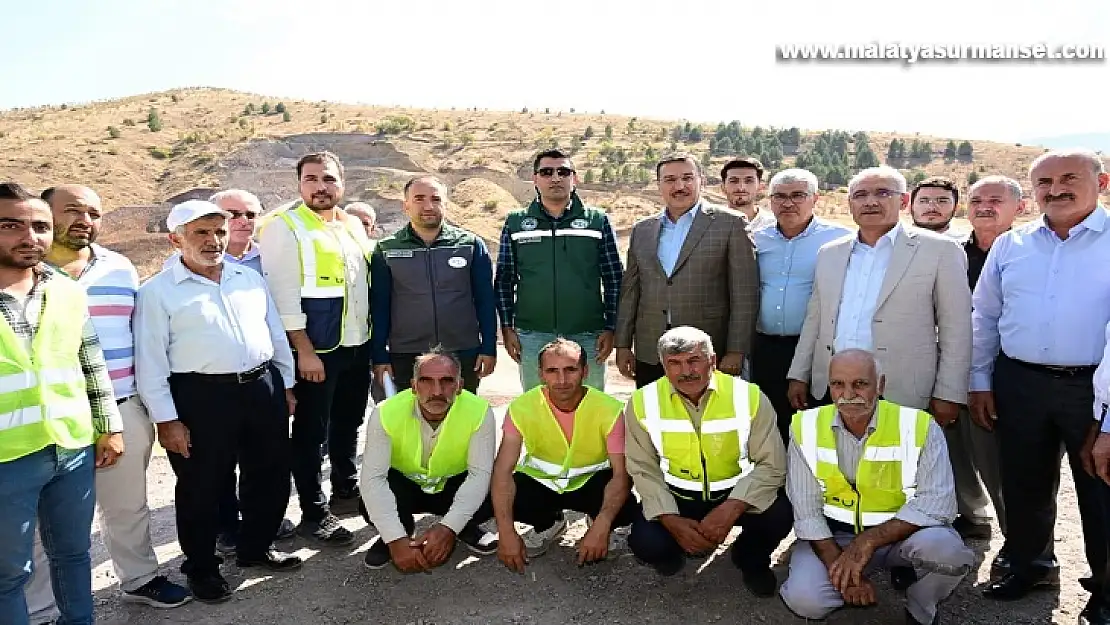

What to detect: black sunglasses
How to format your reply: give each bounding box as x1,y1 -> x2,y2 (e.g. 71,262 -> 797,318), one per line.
536,166 -> 575,178
228,211 -> 258,219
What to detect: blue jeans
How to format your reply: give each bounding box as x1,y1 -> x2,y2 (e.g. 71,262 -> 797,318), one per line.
517,330 -> 606,392
0,445 -> 95,625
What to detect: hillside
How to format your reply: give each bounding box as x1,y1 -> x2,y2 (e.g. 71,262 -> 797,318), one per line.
0,87 -> 1102,276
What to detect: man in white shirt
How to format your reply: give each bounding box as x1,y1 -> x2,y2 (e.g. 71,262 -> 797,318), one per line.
720,157 -> 776,232
135,200 -> 301,604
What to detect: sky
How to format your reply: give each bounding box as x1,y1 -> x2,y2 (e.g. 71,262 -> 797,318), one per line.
2,0 -> 1108,144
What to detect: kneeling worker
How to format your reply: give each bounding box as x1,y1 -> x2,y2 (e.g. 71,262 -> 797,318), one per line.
779,349 -> 973,625
492,338 -> 640,571
359,349 -> 499,572
625,326 -> 792,596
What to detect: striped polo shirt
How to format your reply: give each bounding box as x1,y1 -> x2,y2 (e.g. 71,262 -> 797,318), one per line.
59,244 -> 140,400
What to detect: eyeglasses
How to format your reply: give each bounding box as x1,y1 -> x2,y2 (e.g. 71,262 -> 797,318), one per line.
228,211 -> 258,220
850,188 -> 902,201
770,191 -> 810,204
914,197 -> 953,206
536,167 -> 575,178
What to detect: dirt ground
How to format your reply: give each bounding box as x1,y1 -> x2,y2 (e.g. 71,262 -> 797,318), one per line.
90,346 -> 1093,625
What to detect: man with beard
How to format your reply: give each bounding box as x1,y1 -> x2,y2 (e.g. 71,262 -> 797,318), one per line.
371,176 -> 497,393
495,149 -> 623,391
908,176 -> 967,239
721,157 -> 776,232
344,202 -> 378,239
616,154 -> 759,387
750,169 -> 851,443
0,182 -> 124,625
258,152 -> 374,544
971,150 -> 1110,619
779,349 -> 973,625
22,185 -> 192,615
135,201 -> 301,603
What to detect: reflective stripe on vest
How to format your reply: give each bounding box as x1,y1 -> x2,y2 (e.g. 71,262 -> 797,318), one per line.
637,371 -> 757,494
510,229 -> 603,242
278,204 -> 354,299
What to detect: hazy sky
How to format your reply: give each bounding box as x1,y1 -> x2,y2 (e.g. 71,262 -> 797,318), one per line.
3,0 -> 1107,143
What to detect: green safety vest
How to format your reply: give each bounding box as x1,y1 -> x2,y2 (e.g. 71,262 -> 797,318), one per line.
790,400 -> 930,533
379,389 -> 488,494
0,277 -> 94,463
508,385 -> 622,493
631,371 -> 760,499
278,203 -> 371,353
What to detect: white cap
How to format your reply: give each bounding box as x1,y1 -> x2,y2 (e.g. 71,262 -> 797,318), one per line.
166,200 -> 232,232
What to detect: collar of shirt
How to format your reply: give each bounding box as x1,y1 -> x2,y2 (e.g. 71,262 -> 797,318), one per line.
226,240 -> 261,262
830,409 -> 878,439
660,201 -> 702,228
1035,203 -> 1108,239
668,372 -> 718,410
852,221 -> 902,251
763,215 -> 822,241
170,259 -> 247,286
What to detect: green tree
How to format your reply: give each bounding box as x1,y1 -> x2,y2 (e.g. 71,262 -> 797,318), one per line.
910,170 -> 928,185
716,136 -> 733,155
243,103 -> 255,115
968,170 -> 980,185
261,102 -> 271,115
944,140 -> 957,159
604,124 -> 613,139
584,125 -> 595,139
854,144 -> 880,170
583,169 -> 595,184
282,111 -> 292,122
700,152 -> 712,168
275,102 -> 286,114
688,126 -> 704,143
957,140 -> 973,158
600,165 -> 615,183
146,108 -> 162,132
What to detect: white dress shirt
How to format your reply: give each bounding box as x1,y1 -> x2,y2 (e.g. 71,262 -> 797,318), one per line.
1095,320 -> 1110,430
134,259 -> 296,424
833,223 -> 902,352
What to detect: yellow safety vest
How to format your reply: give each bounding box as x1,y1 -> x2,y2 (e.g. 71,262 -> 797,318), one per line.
631,371 -> 760,499
508,386 -> 623,493
379,389 -> 488,494
0,277 -> 95,463
278,203 -> 371,353
790,400 -> 930,533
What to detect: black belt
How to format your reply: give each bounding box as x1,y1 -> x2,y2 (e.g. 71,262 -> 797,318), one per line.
1004,353 -> 1097,377
180,361 -> 271,384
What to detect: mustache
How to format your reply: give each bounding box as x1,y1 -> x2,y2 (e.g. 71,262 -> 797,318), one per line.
676,373 -> 702,382
13,245 -> 44,254
836,396 -> 868,406
1045,192 -> 1075,202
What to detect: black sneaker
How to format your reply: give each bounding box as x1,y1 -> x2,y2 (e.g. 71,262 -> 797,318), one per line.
122,575 -> 192,608
236,548 -> 303,572
457,525 -> 499,556
297,514 -> 355,546
329,488 -> 361,517
740,566 -> 778,597
275,518 -> 296,541
363,537 -> 391,570
186,572 -> 232,604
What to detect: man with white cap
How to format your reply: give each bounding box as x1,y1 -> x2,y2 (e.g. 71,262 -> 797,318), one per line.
135,200 -> 301,604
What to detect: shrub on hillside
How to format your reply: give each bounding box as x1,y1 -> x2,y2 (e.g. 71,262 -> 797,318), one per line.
283,111 -> 292,122
107,126 -> 121,139
149,146 -> 171,159
261,103 -> 271,114
147,108 -> 162,132
376,115 -> 416,135
122,118 -> 135,126
275,102 -> 286,114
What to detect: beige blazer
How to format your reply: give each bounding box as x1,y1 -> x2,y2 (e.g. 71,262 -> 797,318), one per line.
786,226 -> 972,409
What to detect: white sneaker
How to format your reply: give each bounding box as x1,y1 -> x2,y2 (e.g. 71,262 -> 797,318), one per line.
523,517 -> 567,558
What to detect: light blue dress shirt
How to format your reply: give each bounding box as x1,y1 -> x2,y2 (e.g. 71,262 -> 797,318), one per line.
833,223 -> 902,352
164,242 -> 263,275
971,205 -> 1110,391
754,218 -> 853,336
657,202 -> 701,276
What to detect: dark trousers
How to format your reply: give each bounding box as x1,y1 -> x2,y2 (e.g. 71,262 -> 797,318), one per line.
628,489 -> 793,573
391,351 -> 480,393
512,470 -> 641,531
635,360 -> 666,389
166,364 -> 291,575
994,354 -> 1108,580
751,333 -> 801,443
292,343 -> 372,521
358,469 -> 492,535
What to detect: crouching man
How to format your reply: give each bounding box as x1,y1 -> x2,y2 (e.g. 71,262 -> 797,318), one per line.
359,348 -> 499,572
779,348 -> 974,625
492,338 -> 641,571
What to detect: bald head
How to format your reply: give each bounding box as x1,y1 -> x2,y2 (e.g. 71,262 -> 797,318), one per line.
345,202 -> 376,237
828,349 -> 885,423
43,185 -> 102,251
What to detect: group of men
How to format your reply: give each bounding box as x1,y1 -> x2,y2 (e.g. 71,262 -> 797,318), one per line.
2,142 -> 1110,625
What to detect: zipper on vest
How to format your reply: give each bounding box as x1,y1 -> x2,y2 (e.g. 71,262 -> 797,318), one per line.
424,243 -> 440,344
550,218 -> 559,331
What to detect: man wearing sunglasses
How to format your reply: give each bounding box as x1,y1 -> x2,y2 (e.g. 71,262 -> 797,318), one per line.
495,149 -> 623,392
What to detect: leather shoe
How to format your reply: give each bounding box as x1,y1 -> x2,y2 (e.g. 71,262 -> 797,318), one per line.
740,566 -> 778,597
905,608 -> 937,625
1080,595 -> 1110,625
187,572 -> 231,604
237,548 -> 303,572
982,570 -> 1059,600
891,565 -> 918,591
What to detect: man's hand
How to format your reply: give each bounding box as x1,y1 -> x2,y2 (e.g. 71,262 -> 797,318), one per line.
284,389 -> 297,416
1091,431 -> 1110,485
414,524 -> 455,568
297,351 -> 326,383
928,398 -> 960,428
502,327 -> 522,363
95,433 -> 124,468
718,352 -> 744,376
498,528 -> 528,572
475,354 -> 497,378
697,499 -> 744,545
616,348 -> 636,379
577,519 -> 611,565
787,379 -> 810,411
157,421 -> 191,458
595,331 -> 615,364
388,539 -> 429,574
373,363 -> 395,391
968,391 -> 996,432
828,536 -> 876,593
841,577 -> 878,607
659,515 -> 715,556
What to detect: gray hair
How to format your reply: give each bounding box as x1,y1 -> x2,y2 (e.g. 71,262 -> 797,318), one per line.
830,348 -> 884,379
1029,148 -> 1106,177
656,326 -> 715,362
345,202 -> 377,220
970,175 -> 1023,200
208,189 -> 262,212
848,165 -> 907,194
769,168 -> 819,195
172,225 -> 186,236
413,345 -> 462,382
